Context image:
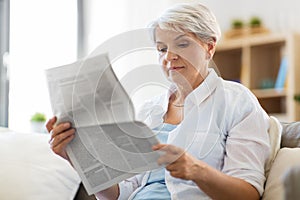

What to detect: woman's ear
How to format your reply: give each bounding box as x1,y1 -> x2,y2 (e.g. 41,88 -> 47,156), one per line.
207,42 -> 216,59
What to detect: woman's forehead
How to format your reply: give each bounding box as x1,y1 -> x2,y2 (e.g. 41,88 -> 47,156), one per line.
155,27 -> 196,42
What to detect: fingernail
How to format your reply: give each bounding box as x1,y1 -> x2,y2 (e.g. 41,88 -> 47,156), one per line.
64,123 -> 70,128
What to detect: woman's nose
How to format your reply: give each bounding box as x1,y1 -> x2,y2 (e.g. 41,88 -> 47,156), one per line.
165,50 -> 178,61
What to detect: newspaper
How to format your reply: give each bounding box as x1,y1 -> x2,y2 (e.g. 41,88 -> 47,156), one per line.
45,53 -> 161,195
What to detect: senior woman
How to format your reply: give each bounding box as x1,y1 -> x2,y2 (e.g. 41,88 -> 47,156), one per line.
46,2 -> 270,200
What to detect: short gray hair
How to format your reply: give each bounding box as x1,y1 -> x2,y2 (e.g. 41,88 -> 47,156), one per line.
148,3 -> 221,44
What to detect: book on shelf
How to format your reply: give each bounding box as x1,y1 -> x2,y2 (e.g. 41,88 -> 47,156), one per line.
274,56 -> 288,89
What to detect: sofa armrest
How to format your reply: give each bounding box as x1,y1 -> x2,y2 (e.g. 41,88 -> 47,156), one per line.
282,165 -> 300,200
262,148 -> 300,200
0,132 -> 81,199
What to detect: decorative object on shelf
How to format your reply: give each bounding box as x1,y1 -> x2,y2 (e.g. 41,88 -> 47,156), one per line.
260,78 -> 275,89
232,19 -> 244,29
249,16 -> 270,35
249,16 -> 262,28
30,112 -> 47,133
225,16 -> 269,39
294,94 -> 300,103
225,19 -> 246,38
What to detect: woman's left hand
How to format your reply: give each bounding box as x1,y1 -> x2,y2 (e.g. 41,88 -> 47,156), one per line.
152,144 -> 203,181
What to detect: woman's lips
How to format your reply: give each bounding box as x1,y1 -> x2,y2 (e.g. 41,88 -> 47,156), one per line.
169,66 -> 184,71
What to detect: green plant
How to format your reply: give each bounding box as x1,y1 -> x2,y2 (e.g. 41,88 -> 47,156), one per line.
294,94 -> 300,103
231,19 -> 244,29
30,112 -> 46,122
249,17 -> 262,27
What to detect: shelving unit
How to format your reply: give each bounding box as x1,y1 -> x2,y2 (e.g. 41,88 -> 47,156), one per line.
287,33 -> 300,121
214,33 -> 300,122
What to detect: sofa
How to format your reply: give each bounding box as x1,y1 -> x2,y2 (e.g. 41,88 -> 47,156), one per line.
262,119 -> 300,200
0,117 -> 299,200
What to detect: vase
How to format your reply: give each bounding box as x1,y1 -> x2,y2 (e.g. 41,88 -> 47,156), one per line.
30,121 -> 47,133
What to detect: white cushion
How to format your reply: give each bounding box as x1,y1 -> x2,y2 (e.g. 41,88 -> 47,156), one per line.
0,132 -> 81,200
265,116 -> 282,178
262,148 -> 300,200
282,165 -> 300,199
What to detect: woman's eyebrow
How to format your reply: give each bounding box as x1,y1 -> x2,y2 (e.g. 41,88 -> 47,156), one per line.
155,34 -> 187,44
174,34 -> 187,41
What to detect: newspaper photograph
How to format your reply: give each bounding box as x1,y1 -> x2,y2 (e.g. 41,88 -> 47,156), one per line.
45,53 -> 161,195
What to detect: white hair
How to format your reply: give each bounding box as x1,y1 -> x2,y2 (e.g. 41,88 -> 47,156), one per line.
148,2 -> 221,44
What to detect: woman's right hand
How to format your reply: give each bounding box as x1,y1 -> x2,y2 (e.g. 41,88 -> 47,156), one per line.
46,116 -> 75,161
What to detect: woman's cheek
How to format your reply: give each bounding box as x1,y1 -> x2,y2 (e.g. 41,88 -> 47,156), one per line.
158,54 -> 164,64
162,65 -> 169,77
158,56 -> 167,72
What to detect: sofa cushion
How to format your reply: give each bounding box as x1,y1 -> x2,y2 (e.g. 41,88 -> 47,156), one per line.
262,148 -> 300,200
282,165 -> 300,200
281,121 -> 300,148
0,132 -> 81,200
265,116 -> 282,178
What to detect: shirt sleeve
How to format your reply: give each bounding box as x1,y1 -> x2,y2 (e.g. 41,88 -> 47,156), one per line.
94,173 -> 144,200
222,89 -> 270,196
117,173 -> 145,200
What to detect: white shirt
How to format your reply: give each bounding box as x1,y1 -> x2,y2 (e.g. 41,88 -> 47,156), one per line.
118,69 -> 270,200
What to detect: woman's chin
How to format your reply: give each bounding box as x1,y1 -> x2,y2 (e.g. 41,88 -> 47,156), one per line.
168,74 -> 192,87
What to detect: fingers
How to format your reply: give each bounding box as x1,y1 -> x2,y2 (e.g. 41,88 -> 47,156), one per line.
152,143 -> 166,150
153,143 -> 182,154
50,122 -> 71,139
50,130 -> 75,160
46,116 -> 57,132
154,144 -> 200,180
49,127 -> 75,148
153,144 -> 184,165
47,120 -> 75,161
165,164 -> 183,178
157,153 -> 181,166
165,162 -> 178,171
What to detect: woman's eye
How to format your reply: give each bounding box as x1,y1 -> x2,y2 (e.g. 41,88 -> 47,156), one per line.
177,43 -> 189,48
157,47 -> 167,53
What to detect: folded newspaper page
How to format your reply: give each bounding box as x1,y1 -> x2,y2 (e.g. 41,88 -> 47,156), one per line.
45,53 -> 161,195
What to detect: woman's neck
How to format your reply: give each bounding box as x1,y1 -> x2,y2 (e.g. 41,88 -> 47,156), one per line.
171,69 -> 209,104
170,88 -> 190,106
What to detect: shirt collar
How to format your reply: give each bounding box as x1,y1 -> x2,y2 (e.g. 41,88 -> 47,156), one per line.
185,68 -> 219,106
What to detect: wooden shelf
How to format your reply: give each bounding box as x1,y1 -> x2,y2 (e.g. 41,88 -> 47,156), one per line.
214,33 -> 300,121
217,33 -> 286,51
251,88 -> 286,98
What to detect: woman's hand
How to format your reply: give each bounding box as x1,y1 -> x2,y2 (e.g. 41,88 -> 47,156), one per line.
46,116 -> 75,161
152,144 -> 204,181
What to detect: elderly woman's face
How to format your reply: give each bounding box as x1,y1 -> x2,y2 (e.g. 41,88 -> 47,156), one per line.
155,27 -> 212,89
